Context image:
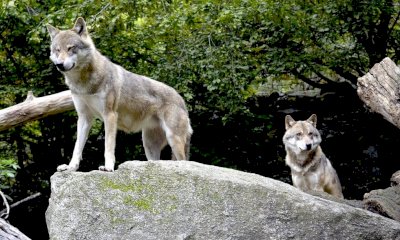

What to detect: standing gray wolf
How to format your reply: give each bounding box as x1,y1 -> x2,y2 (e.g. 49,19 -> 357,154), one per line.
282,114 -> 344,198
46,17 -> 193,172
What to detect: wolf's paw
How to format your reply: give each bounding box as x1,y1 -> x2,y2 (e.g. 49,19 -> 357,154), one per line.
57,164 -> 79,172
99,166 -> 114,172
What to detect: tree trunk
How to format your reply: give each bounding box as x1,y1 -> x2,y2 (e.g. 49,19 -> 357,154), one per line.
0,218 -> 31,240
357,57 -> 400,129
0,90 -> 74,132
358,57 -> 400,222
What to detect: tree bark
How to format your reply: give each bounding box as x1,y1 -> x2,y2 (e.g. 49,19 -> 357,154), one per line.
358,57 -> 400,222
357,57 -> 400,128
0,90 -> 74,132
0,218 -> 31,240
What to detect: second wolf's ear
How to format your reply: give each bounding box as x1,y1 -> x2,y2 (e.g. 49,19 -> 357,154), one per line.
46,24 -> 60,40
73,17 -> 88,37
307,114 -> 317,127
285,115 -> 296,130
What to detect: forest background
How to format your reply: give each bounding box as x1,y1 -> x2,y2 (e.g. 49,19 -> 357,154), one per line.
1,0 -> 400,238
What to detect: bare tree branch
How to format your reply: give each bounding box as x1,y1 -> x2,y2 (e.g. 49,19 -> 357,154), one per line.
0,191 -> 10,219
292,70 -> 326,89
0,90 -> 74,132
0,193 -> 41,217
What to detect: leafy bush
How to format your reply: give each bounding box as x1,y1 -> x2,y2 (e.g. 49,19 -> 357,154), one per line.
0,158 -> 19,190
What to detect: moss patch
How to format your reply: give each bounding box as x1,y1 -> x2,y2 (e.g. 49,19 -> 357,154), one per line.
123,195 -> 157,213
99,175 -> 161,213
100,176 -> 147,193
97,172 -> 185,215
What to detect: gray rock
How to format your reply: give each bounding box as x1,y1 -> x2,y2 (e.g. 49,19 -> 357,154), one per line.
46,161 -> 400,240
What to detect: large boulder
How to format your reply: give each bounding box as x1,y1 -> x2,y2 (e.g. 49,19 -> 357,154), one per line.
46,161 -> 400,240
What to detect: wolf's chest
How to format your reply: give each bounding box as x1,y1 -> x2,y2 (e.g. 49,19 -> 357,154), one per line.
72,93 -> 157,133
73,94 -> 106,117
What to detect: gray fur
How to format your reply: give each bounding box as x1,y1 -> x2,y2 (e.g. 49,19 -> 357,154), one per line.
47,17 -> 192,172
283,114 -> 343,198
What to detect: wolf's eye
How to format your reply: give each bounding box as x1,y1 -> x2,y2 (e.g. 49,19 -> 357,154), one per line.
308,132 -> 313,136
55,47 -> 61,53
67,45 -> 76,51
296,132 -> 302,137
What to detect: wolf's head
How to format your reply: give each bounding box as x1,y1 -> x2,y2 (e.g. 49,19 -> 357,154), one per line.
282,114 -> 322,154
46,17 -> 94,72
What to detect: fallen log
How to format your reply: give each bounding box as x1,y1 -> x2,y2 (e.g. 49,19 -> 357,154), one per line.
0,218 -> 31,240
357,58 -> 400,222
357,57 -> 400,129
0,90 -> 74,132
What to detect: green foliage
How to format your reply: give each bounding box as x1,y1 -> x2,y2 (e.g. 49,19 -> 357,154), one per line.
1,0 -> 400,194
0,158 -> 19,190
1,3 -> 400,238
3,0 -> 400,116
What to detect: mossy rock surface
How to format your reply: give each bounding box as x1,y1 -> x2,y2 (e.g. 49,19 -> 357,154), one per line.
46,161 -> 400,240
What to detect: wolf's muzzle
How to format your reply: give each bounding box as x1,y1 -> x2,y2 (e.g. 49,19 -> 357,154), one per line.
56,63 -> 75,72
56,63 -> 66,71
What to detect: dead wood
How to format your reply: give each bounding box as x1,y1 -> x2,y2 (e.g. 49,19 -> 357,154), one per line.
0,218 -> 31,240
0,90 -> 74,132
357,57 -> 400,129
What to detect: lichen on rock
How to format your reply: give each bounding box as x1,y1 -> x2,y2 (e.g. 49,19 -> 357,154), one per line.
46,161 -> 400,240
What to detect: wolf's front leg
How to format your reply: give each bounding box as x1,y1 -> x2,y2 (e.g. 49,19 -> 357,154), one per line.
99,111 -> 118,172
291,174 -> 310,191
58,113 -> 93,172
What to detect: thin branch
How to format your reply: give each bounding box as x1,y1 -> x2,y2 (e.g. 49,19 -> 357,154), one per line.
332,66 -> 358,84
314,71 -> 337,84
388,10 -> 400,39
0,193 -> 41,217
309,60 -> 348,84
292,69 -> 326,89
0,191 -> 10,219
90,3 -> 111,22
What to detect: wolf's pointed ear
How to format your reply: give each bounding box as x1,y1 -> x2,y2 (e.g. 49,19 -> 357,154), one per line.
46,24 -> 60,40
73,17 -> 88,37
307,114 -> 317,127
285,115 -> 296,130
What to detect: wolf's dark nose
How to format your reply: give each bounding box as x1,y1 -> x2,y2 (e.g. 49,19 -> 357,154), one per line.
306,144 -> 312,150
56,63 -> 65,71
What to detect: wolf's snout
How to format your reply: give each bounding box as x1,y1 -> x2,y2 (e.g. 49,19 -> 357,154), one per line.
306,143 -> 312,150
56,63 -> 65,71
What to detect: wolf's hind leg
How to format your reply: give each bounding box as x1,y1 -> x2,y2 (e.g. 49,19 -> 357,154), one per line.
160,105 -> 192,160
162,122 -> 190,160
168,134 -> 186,160
142,127 -> 167,160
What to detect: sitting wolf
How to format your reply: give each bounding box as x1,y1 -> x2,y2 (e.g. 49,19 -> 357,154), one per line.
282,114 -> 343,198
46,17 -> 193,172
